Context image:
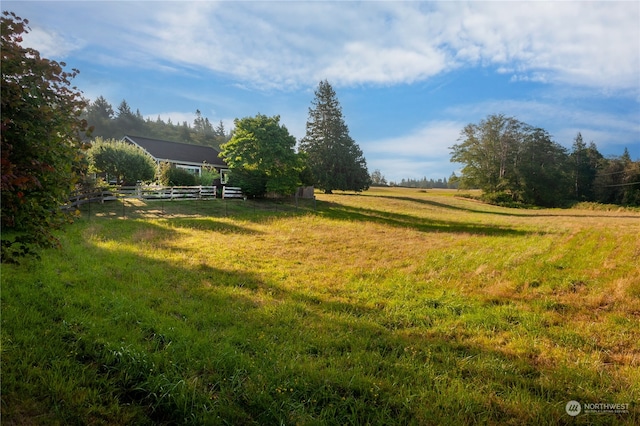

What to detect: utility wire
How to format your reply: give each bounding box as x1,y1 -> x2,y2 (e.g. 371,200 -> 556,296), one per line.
602,181 -> 640,188
596,169 -> 627,176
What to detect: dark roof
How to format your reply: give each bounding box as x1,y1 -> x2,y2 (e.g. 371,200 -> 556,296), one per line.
124,135 -> 227,168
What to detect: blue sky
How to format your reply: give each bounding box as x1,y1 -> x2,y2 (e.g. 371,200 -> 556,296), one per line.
6,1 -> 640,183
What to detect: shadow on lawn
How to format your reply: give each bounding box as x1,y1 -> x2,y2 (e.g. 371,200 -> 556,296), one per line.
318,200 -> 534,236
370,194 -> 640,219
5,223 -> 614,425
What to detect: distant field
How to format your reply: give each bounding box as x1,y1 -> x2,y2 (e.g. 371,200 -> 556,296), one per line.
2,187 -> 639,424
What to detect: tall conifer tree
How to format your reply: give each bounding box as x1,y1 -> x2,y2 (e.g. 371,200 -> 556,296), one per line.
299,80 -> 370,193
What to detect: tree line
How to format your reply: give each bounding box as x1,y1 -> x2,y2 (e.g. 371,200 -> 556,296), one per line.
450,114 -> 640,207
389,176 -> 457,189
84,97 -> 232,150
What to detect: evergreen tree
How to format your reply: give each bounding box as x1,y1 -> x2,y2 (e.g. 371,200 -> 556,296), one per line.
193,109 -> 215,146
85,96 -> 117,139
595,149 -> 640,206
517,128 -> 571,206
570,132 -> 601,201
115,99 -> 143,135
299,80 -> 370,193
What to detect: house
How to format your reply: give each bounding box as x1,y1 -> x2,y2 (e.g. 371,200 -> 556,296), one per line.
123,135 -> 230,183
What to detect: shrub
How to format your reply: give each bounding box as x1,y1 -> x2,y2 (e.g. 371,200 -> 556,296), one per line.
87,138 -> 156,185
158,163 -> 197,186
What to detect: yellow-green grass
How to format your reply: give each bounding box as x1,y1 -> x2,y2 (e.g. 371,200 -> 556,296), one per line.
2,188 -> 639,424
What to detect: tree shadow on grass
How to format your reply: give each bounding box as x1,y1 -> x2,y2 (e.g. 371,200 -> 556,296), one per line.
5,222 -> 621,425
168,217 -> 263,235
318,200 -> 535,236
370,194 -> 640,219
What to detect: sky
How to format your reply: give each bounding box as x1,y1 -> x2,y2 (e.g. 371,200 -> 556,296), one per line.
6,1 -> 640,183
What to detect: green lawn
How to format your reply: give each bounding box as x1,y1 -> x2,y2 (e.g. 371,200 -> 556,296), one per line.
2,188 -> 639,424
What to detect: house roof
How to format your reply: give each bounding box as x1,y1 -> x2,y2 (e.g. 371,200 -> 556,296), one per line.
123,135 -> 227,168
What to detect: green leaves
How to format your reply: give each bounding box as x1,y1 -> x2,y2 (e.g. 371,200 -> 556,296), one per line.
87,138 -> 156,185
450,115 -> 571,207
220,114 -> 303,197
1,11 -> 89,262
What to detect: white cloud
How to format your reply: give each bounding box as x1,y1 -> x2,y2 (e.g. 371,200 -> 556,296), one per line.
366,121 -> 463,157
21,26 -> 81,58
363,121 -> 464,182
9,1 -> 639,93
443,98 -> 640,155
443,2 -> 640,91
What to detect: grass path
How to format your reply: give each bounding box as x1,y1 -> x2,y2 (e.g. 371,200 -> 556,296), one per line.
2,188 -> 639,424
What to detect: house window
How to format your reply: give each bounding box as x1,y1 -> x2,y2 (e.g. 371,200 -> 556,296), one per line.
176,165 -> 200,176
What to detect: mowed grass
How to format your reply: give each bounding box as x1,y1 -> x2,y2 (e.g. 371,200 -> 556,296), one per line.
2,187 -> 639,425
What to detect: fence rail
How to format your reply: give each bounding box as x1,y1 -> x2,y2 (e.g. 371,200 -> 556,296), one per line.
63,185 -> 218,210
222,186 -> 245,199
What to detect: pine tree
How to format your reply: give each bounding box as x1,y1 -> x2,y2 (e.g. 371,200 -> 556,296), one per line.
299,80 -> 370,193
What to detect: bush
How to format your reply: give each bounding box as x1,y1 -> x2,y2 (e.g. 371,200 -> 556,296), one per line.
87,138 -> 156,185
158,163 -> 197,186
1,12 -> 90,263
198,166 -> 219,186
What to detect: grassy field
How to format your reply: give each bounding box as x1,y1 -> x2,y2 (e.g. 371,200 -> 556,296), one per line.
2,187 -> 639,425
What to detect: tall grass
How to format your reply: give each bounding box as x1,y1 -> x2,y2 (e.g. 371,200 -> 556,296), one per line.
2,188 -> 639,424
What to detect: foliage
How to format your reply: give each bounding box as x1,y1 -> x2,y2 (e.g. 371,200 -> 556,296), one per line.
370,169 -> 388,186
198,165 -> 220,186
2,188 -> 639,424
569,133 -> 601,201
221,114 -> 304,197
451,115 -> 640,207
157,162 -> 197,186
87,138 -> 156,185
450,114 -> 525,195
84,98 -> 231,149
594,148 -> 640,205
1,11 -> 90,263
517,128 -> 571,206
299,80 -> 371,194
391,176 -> 451,189
451,115 -> 564,207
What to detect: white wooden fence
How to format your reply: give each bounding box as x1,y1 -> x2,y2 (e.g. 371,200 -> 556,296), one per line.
64,185 -> 225,210
222,186 -> 245,199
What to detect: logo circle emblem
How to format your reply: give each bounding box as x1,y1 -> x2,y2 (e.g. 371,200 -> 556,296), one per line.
565,400 -> 581,416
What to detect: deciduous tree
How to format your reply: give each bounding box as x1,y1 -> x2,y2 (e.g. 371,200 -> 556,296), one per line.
220,114 -> 304,197
451,114 -> 571,206
1,11 -> 90,262
450,114 -> 523,195
370,169 -> 387,186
